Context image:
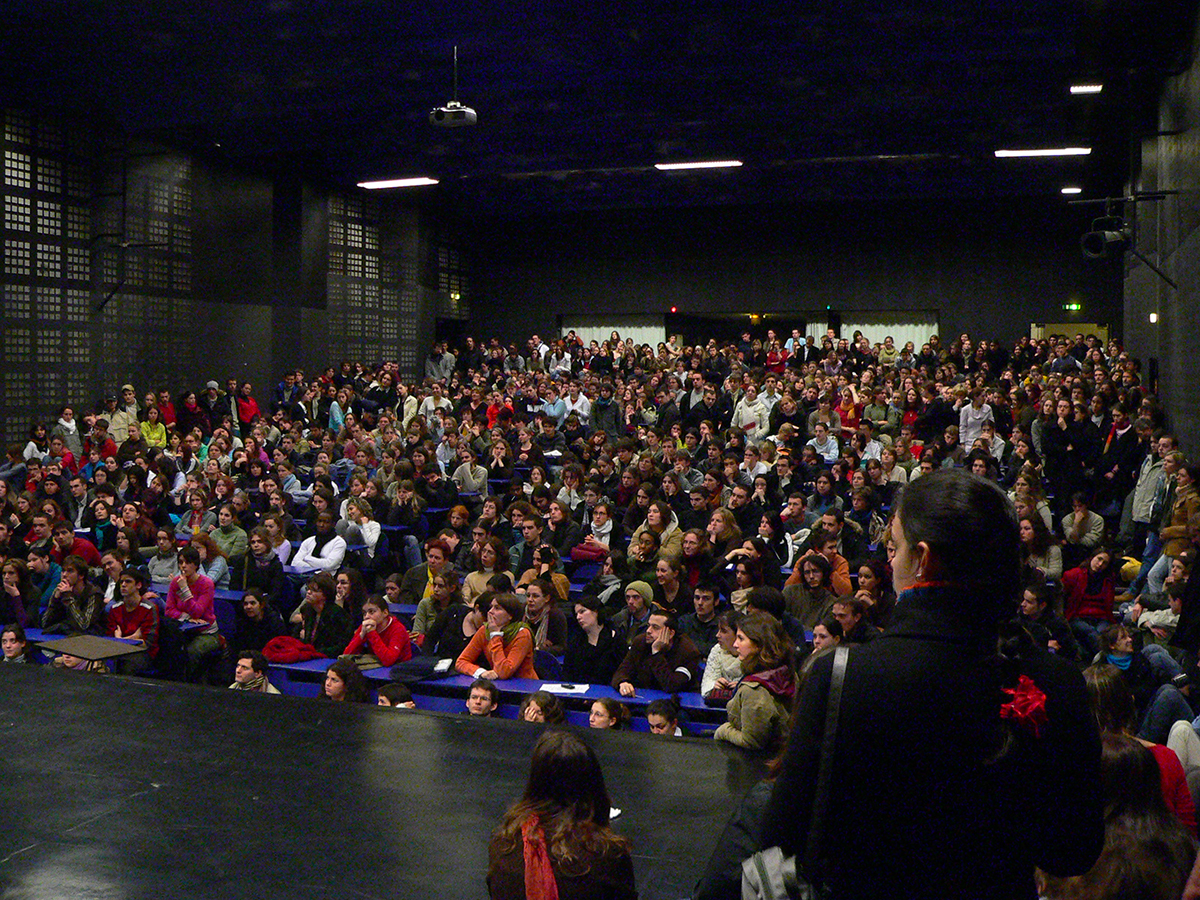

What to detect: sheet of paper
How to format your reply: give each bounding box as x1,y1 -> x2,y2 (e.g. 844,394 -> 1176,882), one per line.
539,682 -> 589,694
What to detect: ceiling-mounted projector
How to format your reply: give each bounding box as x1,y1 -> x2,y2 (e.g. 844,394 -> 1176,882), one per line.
429,46 -> 477,127
429,101 -> 477,127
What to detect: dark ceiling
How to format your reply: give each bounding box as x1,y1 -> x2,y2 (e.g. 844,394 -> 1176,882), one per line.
3,0 -> 1196,215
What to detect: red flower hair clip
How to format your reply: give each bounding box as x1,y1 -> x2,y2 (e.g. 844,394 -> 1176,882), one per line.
1000,674 -> 1048,738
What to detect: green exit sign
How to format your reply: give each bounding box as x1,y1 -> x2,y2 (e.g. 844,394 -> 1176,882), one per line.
1062,303 -> 1082,311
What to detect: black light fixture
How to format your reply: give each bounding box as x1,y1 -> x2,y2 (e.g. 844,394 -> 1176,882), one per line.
1080,216 -> 1130,258
1073,195 -> 1178,289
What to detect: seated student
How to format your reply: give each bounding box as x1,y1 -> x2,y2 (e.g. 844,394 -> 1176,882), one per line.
290,511 -> 347,575
516,543 -> 571,602
831,595 -> 880,644
519,690 -> 566,725
745,586 -> 809,657
785,529 -> 852,599
611,580 -> 654,647
1018,582 -> 1080,662
612,607 -> 702,696
320,658 -> 369,703
164,546 -> 221,680
232,527 -> 286,610
521,578 -> 567,655
1081,666 -> 1197,839
702,610 -> 745,702
1061,491 -> 1106,569
1038,733 -> 1196,900
106,567 -> 159,674
146,527 -> 181,584
190,532 -> 230,590
232,588 -> 287,657
293,572 -> 354,659
0,557 -> 36,628
1063,547 -> 1118,658
563,594 -> 626,687
487,731 -> 637,900
421,575 -> 478,660
208,503 -> 249,564
714,612 -> 797,752
342,594 -> 413,667
455,592 -> 538,680
463,536 -> 516,606
589,697 -> 631,730
49,521 -> 101,568
229,650 -> 280,694
677,581 -> 722,657
1096,626 -> 1193,746
399,537 -> 456,614
377,682 -> 416,709
41,555 -> 103,635
2,623 -> 29,664
26,544 -> 61,619
466,677 -> 500,716
811,615 -> 844,653
646,697 -> 685,737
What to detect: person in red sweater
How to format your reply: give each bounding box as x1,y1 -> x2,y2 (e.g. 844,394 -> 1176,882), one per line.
342,595 -> 412,667
1063,548 -> 1117,659
455,593 -> 537,680
107,567 -> 159,674
235,383 -> 261,438
50,522 -> 101,568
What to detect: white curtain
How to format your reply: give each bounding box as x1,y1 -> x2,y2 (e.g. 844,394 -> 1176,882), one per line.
838,312 -> 940,352
560,314 -> 666,350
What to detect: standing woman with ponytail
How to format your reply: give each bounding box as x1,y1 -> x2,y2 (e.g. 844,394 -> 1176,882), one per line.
487,730 -> 636,900
761,469 -> 1104,900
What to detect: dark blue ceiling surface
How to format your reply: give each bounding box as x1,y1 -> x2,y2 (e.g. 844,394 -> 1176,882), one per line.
2,0 -> 1194,213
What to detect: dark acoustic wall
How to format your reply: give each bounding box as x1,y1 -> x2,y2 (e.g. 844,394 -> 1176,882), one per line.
1125,23 -> 1200,443
466,199 -> 1122,348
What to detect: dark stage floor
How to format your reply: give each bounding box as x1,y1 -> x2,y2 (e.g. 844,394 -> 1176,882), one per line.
0,666 -> 766,899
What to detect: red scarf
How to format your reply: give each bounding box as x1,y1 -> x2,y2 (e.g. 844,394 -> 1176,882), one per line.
522,816 -> 559,900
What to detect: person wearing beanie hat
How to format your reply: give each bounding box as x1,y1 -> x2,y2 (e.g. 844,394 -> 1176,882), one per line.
612,580 -> 654,648
455,592 -> 538,680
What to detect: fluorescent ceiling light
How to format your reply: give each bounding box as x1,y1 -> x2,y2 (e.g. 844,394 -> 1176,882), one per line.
357,177 -> 439,189
1070,84 -> 1103,94
654,160 -> 743,171
1061,186 -> 1083,195
994,148 -> 1091,158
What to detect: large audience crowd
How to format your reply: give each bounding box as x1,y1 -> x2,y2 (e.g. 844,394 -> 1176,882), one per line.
3,323 -> 1200,898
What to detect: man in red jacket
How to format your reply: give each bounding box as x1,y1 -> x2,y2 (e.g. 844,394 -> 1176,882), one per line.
341,595 -> 412,666
50,522 -> 101,568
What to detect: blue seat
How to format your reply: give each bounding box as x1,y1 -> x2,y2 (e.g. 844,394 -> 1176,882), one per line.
534,649 -> 563,679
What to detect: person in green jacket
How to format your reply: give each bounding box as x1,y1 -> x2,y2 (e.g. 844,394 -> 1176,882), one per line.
714,612 -> 796,752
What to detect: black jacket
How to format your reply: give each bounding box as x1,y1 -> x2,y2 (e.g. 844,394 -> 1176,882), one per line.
761,589 -> 1103,900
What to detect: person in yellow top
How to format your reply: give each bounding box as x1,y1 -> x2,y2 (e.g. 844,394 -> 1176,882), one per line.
140,405 -> 168,448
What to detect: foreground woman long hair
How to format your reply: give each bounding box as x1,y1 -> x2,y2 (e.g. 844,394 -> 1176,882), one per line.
487,730 -> 636,900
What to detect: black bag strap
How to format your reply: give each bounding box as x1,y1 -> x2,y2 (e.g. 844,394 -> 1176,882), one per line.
803,644 -> 849,868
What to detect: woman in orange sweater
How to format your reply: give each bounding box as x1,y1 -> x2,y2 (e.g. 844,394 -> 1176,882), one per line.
455,592 -> 538,680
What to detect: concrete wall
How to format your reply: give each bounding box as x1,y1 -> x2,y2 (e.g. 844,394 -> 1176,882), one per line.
1125,25 -> 1200,443
466,199 -> 1122,347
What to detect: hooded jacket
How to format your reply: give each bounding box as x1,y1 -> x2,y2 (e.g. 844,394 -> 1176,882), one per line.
714,664 -> 796,751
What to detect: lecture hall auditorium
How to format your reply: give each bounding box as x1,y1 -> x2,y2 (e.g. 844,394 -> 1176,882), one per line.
3,3 -> 1200,899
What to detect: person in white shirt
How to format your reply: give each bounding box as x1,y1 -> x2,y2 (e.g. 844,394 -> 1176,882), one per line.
958,388 -> 994,449
730,384 -> 770,442
418,383 -> 453,422
291,511 -> 347,574
563,382 -> 592,427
